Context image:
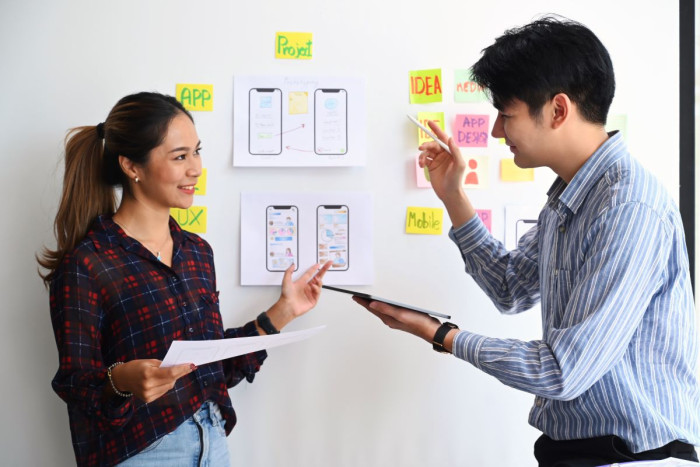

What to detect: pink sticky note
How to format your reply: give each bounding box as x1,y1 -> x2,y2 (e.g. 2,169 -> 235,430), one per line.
475,209 -> 492,232
453,114 -> 489,148
415,154 -> 431,188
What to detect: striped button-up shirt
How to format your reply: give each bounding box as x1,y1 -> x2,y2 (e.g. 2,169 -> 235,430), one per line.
450,132 -> 700,453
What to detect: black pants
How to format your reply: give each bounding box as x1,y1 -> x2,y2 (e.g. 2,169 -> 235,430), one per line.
534,434 -> 699,467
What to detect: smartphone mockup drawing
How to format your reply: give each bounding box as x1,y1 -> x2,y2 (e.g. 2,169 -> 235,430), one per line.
317,205 -> 349,271
249,88 -> 282,155
266,205 -> 298,272
314,89 -> 347,155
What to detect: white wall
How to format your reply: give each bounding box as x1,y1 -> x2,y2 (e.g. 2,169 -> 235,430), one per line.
0,1 -> 680,465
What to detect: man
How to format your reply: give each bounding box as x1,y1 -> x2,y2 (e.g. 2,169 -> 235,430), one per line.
354,17 -> 700,466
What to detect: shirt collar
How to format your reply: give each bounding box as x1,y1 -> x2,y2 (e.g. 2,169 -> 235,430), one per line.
546,131 -> 627,215
92,214 -> 197,257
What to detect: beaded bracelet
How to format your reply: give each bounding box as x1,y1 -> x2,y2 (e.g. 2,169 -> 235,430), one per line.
107,362 -> 133,398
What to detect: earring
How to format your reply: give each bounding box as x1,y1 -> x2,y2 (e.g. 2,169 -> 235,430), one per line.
134,177 -> 139,183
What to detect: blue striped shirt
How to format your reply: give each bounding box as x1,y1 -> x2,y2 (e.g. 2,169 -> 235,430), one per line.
450,132 -> 700,453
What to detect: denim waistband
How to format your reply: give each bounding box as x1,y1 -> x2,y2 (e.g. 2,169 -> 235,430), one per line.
192,400 -> 223,427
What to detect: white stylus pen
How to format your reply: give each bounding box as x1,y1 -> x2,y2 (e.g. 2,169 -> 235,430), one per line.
407,114 -> 451,154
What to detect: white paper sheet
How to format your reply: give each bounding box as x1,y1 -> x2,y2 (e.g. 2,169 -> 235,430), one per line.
233,75 -> 366,167
240,192 -> 374,286
160,325 -> 326,368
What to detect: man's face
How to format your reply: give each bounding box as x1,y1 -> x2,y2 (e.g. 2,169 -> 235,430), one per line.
491,98 -> 550,169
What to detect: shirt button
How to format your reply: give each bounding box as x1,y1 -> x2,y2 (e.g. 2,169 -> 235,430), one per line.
554,270 -> 559,276
203,380 -> 209,387
535,398 -> 543,407
559,225 -> 566,233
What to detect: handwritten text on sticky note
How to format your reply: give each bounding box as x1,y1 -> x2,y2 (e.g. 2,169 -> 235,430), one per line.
409,69 -> 442,104
275,32 -> 313,59
416,111 -> 445,145
171,206 -> 207,234
475,209 -> 492,232
406,207 -> 443,235
454,69 -> 488,103
454,114 -> 489,147
176,84 -> 213,111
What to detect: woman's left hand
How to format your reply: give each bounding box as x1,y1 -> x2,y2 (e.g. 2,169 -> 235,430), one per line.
265,261 -> 332,332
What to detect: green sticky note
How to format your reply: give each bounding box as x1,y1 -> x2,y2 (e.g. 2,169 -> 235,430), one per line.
409,69 -> 443,104
454,70 -> 488,103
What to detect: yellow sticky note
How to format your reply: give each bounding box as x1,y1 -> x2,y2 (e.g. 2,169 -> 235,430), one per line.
409,69 -> 443,104
405,207 -> 443,235
275,32 -> 313,59
194,168 -> 207,196
175,84 -> 213,111
416,111 -> 445,145
170,206 -> 207,234
500,159 -> 534,182
289,91 -> 308,114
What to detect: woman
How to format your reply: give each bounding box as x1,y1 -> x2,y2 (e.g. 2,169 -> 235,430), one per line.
38,92 -> 331,466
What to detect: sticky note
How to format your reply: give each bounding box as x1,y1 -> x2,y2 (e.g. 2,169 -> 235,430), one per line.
275,32 -> 313,59
416,112 -> 445,145
475,209 -> 492,232
406,207 -> 443,235
464,155 -> 490,189
409,69 -> 443,104
288,91 -> 308,114
454,69 -> 488,103
500,159 -> 534,182
453,114 -> 489,147
415,155 -> 431,188
176,84 -> 213,111
194,168 -> 207,196
171,206 -> 207,234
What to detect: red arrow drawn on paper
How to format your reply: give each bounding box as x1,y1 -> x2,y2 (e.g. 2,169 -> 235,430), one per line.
284,145 -> 314,153
275,123 -> 305,136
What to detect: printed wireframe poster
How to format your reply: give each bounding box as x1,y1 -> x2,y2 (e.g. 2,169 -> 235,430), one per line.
240,192 -> 373,285
233,76 -> 366,167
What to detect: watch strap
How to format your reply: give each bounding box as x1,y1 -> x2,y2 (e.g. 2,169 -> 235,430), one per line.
256,311 -> 280,335
432,322 -> 458,353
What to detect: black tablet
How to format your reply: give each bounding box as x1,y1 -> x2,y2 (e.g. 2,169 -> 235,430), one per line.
322,285 -> 451,319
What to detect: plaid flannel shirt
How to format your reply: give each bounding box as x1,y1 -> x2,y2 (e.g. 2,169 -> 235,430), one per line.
50,215 -> 267,466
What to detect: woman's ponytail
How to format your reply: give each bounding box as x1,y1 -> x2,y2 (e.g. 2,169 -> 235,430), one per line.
38,125 -> 116,285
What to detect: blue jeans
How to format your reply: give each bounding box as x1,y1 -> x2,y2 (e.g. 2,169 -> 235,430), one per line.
117,401 -> 231,467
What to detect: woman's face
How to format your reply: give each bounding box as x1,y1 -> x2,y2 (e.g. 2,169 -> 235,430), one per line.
134,113 -> 202,211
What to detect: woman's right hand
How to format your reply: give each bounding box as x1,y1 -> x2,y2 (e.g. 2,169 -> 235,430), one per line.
108,360 -> 195,403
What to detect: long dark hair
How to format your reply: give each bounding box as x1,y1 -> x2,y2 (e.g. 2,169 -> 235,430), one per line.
38,92 -> 193,285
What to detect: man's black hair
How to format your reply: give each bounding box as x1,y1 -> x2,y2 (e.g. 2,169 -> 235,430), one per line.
471,16 -> 615,124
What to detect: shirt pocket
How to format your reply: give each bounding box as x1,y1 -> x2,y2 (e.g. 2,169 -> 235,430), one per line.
199,291 -> 224,338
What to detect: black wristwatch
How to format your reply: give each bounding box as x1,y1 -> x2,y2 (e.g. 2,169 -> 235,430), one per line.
432,322 -> 459,353
256,311 -> 280,335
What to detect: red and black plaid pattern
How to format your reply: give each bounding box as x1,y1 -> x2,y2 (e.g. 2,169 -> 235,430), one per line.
50,215 -> 266,466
